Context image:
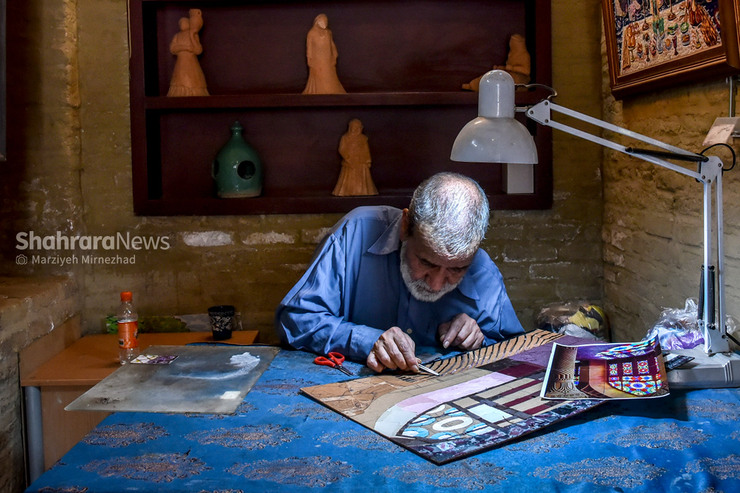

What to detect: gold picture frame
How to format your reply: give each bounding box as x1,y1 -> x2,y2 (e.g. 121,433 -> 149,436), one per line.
602,0 -> 740,98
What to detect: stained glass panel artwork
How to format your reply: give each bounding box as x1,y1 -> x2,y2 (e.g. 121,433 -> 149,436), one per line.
303,330 -> 602,464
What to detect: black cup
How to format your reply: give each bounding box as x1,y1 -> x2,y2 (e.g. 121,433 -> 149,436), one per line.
208,305 -> 235,341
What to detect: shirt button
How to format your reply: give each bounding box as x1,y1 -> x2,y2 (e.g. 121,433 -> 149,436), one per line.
406,329 -> 413,334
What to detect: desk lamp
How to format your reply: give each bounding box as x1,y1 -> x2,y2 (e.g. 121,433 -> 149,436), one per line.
451,69 -> 740,389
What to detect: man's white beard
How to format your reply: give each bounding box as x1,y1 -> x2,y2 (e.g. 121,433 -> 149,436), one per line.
400,242 -> 460,303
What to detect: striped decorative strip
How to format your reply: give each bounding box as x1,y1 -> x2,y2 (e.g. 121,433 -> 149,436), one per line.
426,329 -> 563,376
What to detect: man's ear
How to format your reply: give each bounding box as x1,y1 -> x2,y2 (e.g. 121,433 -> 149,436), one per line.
400,208 -> 410,241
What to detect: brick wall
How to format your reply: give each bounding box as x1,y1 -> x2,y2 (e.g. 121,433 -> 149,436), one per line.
601,79 -> 740,341
0,277 -> 79,492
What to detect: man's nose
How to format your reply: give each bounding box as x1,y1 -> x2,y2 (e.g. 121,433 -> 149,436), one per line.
425,269 -> 447,292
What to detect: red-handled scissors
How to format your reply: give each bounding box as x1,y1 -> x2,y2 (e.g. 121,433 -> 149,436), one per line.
314,352 -> 354,376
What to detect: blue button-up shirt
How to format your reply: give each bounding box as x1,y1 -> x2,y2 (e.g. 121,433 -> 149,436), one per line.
275,206 -> 524,361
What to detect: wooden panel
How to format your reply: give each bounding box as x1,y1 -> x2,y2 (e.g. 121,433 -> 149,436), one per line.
40,387 -> 109,470
129,0 -> 552,215
0,0 -> 5,161
149,0 -> 529,95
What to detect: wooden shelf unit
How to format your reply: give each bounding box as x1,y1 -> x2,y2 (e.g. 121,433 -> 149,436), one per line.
128,0 -> 552,215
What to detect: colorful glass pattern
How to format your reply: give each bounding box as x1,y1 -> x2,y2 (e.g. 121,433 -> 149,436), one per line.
606,356 -> 664,396
595,337 -> 658,359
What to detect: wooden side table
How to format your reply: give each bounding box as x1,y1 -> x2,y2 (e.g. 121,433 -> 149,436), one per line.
21,331 -> 259,480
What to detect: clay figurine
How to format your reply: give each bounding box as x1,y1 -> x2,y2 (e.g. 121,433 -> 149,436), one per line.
463,34 -> 531,91
332,119 -> 378,196
302,13 -> 346,94
167,9 -> 209,97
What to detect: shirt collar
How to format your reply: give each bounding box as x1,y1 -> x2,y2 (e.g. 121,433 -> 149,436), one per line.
368,211 -> 402,255
456,266 -> 480,300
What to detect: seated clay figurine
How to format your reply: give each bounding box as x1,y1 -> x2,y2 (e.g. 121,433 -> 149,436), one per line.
463,34 -> 531,91
302,13 -> 346,94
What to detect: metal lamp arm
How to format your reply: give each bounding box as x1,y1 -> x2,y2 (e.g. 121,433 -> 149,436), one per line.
525,98 -> 729,355
526,100 -> 709,181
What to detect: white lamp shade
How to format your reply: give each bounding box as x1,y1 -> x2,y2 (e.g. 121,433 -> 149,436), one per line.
450,70 -> 538,164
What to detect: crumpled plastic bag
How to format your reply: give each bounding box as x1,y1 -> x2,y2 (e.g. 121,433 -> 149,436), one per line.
645,298 -> 704,350
718,314 -> 740,351
646,298 -> 740,351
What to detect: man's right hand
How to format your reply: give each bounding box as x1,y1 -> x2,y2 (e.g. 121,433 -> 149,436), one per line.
366,326 -> 419,373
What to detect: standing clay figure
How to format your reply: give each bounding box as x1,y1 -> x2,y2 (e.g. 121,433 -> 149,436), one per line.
302,13 -> 346,94
167,9 -> 209,97
462,34 -> 531,91
332,119 -> 378,196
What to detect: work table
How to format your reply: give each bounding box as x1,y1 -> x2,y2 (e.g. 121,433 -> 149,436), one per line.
25,344 -> 740,492
21,330 -> 259,480
22,331 -> 260,387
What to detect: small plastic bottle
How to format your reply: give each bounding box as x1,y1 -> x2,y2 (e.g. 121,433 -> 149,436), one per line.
117,291 -> 140,364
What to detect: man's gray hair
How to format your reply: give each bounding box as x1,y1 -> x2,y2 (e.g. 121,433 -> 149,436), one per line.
407,172 -> 490,259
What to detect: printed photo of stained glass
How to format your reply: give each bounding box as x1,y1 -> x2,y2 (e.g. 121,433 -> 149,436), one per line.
540,336 -> 669,400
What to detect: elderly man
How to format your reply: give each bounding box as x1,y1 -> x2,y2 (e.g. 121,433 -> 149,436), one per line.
275,172 -> 523,373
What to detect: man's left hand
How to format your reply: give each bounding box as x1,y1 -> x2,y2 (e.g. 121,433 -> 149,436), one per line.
438,313 -> 484,350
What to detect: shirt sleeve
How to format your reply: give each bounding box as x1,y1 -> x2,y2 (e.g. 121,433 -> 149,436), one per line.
463,250 -> 524,345
274,230 -> 384,362
482,292 -> 524,345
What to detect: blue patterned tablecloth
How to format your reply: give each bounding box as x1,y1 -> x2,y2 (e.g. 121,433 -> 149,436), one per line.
26,347 -> 740,492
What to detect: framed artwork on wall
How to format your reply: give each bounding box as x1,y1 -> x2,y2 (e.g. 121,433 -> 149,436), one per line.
602,0 -> 740,98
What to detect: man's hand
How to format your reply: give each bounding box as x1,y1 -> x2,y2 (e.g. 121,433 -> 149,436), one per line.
438,313 -> 485,350
366,327 -> 419,373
